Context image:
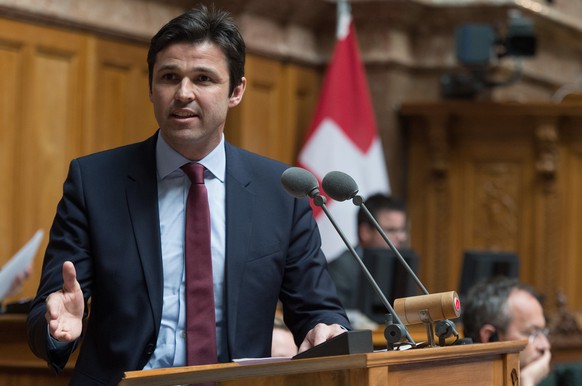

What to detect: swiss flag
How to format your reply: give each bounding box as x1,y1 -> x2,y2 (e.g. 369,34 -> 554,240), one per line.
297,2 -> 389,261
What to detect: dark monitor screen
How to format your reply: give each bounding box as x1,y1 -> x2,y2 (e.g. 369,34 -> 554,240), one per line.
458,250 -> 519,300
358,247 -> 421,324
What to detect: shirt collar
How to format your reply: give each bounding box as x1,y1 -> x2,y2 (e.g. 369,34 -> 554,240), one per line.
156,132 -> 226,183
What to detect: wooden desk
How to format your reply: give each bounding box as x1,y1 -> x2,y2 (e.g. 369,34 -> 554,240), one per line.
6,314 -> 578,385
0,314 -> 74,386
121,341 -> 526,386
372,322 -> 582,364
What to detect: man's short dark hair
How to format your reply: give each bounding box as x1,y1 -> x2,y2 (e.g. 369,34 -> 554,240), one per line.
461,276 -> 539,343
357,193 -> 407,227
147,4 -> 246,95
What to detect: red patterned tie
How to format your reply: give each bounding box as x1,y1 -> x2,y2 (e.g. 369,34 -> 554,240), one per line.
181,163 -> 217,380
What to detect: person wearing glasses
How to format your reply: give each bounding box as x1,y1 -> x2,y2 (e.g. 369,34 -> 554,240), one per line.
462,276 -> 551,386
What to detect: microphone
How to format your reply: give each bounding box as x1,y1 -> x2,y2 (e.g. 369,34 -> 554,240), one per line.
321,171 -> 359,202
394,291 -> 461,325
281,167 -> 319,198
322,170 -> 461,347
281,167 -> 416,346
281,167 -> 326,207
394,291 -> 461,347
322,171 -> 429,295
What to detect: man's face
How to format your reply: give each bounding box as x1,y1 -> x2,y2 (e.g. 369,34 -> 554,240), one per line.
500,289 -> 550,368
359,209 -> 408,249
149,41 -> 246,160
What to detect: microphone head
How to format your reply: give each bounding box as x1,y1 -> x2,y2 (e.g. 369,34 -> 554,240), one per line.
281,167 -> 319,198
322,171 -> 359,202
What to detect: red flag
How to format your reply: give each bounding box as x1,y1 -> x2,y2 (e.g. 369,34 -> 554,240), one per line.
298,3 -> 389,261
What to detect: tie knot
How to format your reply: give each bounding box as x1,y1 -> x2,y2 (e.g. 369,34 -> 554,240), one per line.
181,163 -> 205,184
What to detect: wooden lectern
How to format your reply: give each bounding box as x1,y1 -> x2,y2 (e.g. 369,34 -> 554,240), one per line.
120,340 -> 525,386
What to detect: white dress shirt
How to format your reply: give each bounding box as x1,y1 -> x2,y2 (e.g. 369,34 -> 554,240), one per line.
144,132 -> 226,369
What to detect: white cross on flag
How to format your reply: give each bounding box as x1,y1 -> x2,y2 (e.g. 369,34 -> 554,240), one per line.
297,1 -> 390,261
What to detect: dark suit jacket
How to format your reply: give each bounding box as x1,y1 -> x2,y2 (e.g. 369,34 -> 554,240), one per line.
328,247 -> 420,324
327,248 -> 363,310
26,133 -> 349,385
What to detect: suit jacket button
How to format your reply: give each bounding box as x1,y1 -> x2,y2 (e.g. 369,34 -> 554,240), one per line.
145,343 -> 155,355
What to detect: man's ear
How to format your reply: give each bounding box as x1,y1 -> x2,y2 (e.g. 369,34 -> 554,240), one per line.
228,77 -> 246,107
479,323 -> 498,343
358,223 -> 373,246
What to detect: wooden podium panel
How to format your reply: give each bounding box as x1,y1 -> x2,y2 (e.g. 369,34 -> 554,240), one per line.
0,314 -> 75,386
120,340 -> 525,386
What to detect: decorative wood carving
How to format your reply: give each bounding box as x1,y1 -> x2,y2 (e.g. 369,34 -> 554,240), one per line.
474,162 -> 519,250
400,101 -> 582,313
535,119 -> 559,183
534,118 -> 560,312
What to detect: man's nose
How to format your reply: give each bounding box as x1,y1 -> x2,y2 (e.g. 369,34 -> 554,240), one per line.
535,332 -> 551,351
394,231 -> 407,246
176,79 -> 195,101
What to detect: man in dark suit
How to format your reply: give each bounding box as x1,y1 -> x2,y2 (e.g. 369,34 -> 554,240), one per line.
26,5 -> 349,385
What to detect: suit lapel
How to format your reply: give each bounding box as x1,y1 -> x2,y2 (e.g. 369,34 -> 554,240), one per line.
125,134 -> 164,329
223,144 -> 254,352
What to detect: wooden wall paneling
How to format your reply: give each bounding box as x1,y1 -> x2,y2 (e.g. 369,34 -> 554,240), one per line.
0,26 -> 23,265
409,112 -> 454,293
401,102 -> 582,312
460,116 -> 534,249
228,55 -> 283,160
532,117 -> 561,312
556,117 -> 582,310
0,18 -> 88,301
89,38 -> 156,154
228,56 -> 321,165
457,115 -> 537,301
406,116 -> 431,291
446,117 -> 465,295
280,65 -> 321,165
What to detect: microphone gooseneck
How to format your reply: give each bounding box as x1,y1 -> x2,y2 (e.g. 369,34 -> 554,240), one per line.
358,204 -> 430,295
281,167 -> 416,346
322,171 -> 429,296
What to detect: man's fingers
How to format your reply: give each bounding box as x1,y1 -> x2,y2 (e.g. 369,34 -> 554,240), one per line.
62,261 -> 80,293
297,337 -> 312,353
298,323 -> 346,353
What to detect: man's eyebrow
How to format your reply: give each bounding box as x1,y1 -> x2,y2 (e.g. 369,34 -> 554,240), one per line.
156,64 -> 218,76
156,64 -> 179,72
191,66 -> 220,77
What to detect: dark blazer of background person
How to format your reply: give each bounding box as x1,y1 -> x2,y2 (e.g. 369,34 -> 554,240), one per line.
26,133 -> 348,385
